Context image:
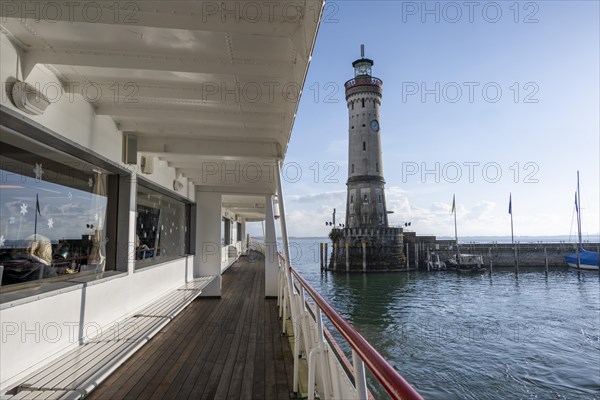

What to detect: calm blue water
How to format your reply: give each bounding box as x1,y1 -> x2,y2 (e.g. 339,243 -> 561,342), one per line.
286,238 -> 600,400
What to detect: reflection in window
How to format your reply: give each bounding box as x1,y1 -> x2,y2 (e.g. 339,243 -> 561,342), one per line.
0,138 -> 111,289
136,184 -> 189,266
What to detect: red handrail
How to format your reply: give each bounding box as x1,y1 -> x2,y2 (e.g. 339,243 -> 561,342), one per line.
285,262 -> 424,400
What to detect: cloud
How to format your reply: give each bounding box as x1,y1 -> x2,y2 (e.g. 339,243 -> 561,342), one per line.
287,190 -> 346,204
463,200 -> 496,222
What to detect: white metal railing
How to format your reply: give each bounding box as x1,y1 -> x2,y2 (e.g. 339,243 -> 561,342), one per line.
276,251 -> 424,400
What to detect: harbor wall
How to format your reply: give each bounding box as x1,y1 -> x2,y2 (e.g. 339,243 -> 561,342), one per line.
412,241 -> 600,268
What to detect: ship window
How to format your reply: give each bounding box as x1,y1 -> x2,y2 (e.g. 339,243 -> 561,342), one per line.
363,142 -> 366,151
362,99 -> 365,108
136,182 -> 191,269
0,131 -> 122,293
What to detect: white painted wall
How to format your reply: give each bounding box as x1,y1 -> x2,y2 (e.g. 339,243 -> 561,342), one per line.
194,192 -> 222,297
0,256 -> 194,389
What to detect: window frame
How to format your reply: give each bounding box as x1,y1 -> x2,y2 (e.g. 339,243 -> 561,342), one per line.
135,175 -> 194,269
0,106 -> 131,301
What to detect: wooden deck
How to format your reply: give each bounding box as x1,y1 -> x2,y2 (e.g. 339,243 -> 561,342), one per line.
88,254 -> 294,400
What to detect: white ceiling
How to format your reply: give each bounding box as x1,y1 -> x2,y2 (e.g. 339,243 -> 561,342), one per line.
1,0 -> 324,219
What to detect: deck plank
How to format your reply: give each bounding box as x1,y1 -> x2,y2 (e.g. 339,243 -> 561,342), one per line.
88,253 -> 291,400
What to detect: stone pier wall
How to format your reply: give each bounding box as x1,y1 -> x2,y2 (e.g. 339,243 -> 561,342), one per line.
327,227 -> 409,272
416,242 -> 600,268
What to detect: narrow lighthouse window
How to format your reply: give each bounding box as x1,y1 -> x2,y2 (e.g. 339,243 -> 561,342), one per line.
363,142 -> 366,151
362,99 -> 365,108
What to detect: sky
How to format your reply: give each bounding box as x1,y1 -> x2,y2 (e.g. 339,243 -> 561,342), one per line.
255,0 -> 600,239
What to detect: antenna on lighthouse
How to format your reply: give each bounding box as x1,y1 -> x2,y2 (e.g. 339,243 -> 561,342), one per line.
361,44 -> 365,58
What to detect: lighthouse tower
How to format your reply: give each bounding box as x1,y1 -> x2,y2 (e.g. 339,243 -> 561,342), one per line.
345,45 -> 388,228
328,46 -> 405,272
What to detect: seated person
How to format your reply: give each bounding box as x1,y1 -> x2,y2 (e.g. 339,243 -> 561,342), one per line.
3,234 -> 57,284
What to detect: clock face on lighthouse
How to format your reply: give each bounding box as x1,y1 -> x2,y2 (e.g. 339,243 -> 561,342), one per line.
370,119 -> 380,132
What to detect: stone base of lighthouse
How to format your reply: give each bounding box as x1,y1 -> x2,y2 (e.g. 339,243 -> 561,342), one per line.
327,227 -> 410,272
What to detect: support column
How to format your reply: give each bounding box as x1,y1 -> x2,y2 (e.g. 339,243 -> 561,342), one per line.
195,191 -> 222,297
240,218 -> 247,254
124,173 -> 137,275
265,194 -> 279,297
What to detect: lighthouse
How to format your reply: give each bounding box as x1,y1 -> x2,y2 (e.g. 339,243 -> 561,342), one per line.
328,46 -> 406,272
345,45 -> 388,228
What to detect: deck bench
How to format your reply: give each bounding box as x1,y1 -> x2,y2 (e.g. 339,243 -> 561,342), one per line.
1,276 -> 217,400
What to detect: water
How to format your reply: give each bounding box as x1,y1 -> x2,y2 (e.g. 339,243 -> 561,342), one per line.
287,238 -> 600,399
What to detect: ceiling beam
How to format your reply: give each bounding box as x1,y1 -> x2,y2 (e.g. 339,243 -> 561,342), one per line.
117,121 -> 282,140
22,49 -> 294,80
64,81 -> 294,108
194,184 -> 274,196
97,105 -> 286,125
0,1 -> 302,37
136,137 -> 282,159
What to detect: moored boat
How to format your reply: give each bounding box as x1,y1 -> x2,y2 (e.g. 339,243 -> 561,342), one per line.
447,254 -> 485,271
565,172 -> 599,270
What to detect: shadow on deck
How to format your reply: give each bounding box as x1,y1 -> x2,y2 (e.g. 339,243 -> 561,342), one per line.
89,253 -> 294,400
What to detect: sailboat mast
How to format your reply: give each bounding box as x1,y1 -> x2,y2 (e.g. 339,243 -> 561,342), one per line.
577,171 -> 582,246
454,203 -> 460,270
576,171 -> 581,268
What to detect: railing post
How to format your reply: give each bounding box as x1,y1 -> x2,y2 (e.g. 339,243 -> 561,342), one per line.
352,350 -> 368,400
315,308 -> 332,400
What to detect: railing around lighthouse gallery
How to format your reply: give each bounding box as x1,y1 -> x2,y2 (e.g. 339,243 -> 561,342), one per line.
276,250 -> 424,400
344,76 -> 383,90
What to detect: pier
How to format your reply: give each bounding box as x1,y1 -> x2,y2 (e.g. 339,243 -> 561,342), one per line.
320,237 -> 600,270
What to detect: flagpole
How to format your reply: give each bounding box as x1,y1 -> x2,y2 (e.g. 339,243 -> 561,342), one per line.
34,194 -> 38,236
